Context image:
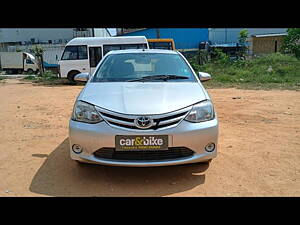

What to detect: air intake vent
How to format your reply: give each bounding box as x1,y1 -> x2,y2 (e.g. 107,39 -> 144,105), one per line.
94,147 -> 194,161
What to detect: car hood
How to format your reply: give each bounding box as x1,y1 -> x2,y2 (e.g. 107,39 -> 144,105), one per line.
79,82 -> 207,115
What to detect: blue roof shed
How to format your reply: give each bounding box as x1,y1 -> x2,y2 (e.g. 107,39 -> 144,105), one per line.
119,28 -> 209,50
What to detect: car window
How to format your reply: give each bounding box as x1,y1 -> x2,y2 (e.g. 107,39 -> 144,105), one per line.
92,53 -> 196,82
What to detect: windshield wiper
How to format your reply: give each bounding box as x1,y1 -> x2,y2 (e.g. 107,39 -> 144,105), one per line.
127,75 -> 189,82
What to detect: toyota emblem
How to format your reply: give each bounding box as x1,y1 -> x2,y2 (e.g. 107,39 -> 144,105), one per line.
134,116 -> 153,129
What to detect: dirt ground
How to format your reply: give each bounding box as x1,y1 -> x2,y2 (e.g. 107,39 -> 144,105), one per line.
0,79 -> 299,197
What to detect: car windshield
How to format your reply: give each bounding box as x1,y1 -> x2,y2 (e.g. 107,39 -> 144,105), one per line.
92,52 -> 196,82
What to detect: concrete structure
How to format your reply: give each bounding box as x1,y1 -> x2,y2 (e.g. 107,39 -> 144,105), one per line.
0,28 -> 111,46
208,28 -> 287,45
247,33 -> 287,56
0,28 -> 111,69
117,28 -> 145,36
0,28 -> 75,45
94,28 -> 111,37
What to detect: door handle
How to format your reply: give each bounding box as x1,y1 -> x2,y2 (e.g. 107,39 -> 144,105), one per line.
82,68 -> 86,70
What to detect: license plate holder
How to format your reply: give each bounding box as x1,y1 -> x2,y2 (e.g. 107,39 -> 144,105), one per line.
115,135 -> 169,151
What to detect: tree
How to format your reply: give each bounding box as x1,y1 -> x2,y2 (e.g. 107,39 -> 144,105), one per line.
238,29 -> 249,59
31,45 -> 44,75
282,28 -> 300,58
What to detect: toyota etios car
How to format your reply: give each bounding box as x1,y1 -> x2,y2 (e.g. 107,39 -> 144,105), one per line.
69,49 -> 218,167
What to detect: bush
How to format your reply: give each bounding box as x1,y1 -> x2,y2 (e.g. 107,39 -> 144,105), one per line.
189,52 -> 300,89
210,48 -> 231,65
282,28 -> 300,58
23,75 -> 36,80
189,55 -> 201,71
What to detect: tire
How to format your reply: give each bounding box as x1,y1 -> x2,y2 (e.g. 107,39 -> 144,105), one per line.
27,69 -> 34,74
5,69 -> 13,75
67,71 -> 80,82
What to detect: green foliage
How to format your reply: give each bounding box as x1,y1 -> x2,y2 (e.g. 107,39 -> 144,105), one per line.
211,48 -> 230,65
238,29 -> 249,45
24,70 -> 56,81
190,53 -> 300,90
282,28 -> 300,58
23,75 -> 36,80
30,45 -> 44,75
238,29 -> 249,57
189,54 -> 201,72
22,70 -> 83,86
31,45 -> 44,56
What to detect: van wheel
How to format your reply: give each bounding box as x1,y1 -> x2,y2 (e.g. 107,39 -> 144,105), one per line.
67,71 -> 80,83
27,69 -> 34,74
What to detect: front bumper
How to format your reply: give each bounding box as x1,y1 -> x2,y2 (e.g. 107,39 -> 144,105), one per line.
69,118 -> 218,167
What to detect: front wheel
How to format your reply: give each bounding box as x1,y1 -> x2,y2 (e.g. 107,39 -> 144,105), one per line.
26,69 -> 34,74
67,71 -> 80,83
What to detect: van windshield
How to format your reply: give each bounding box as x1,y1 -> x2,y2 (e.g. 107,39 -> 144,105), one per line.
149,42 -> 173,50
92,53 -> 196,82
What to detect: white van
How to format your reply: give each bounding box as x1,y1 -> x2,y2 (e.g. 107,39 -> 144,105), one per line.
58,36 -> 149,81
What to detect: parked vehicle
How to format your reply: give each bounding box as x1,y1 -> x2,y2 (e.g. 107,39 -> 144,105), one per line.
0,52 -> 39,74
148,38 -> 175,50
58,36 -> 149,81
69,49 -> 218,167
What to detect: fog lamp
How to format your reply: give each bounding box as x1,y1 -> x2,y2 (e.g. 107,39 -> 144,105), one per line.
72,144 -> 83,154
205,143 -> 215,152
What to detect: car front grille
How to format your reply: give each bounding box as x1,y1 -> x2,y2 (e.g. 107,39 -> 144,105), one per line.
93,147 -> 194,161
95,106 -> 192,131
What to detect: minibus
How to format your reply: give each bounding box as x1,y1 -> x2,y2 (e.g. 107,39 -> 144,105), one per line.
58,36 -> 149,81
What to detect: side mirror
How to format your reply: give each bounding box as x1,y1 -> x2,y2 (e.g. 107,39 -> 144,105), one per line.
198,72 -> 211,82
74,73 -> 90,82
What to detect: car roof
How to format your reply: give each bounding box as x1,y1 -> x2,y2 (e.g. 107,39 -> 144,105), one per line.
106,49 -> 179,55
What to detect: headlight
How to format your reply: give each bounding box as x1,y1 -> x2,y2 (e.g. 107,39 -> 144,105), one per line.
185,100 -> 214,123
71,100 -> 103,123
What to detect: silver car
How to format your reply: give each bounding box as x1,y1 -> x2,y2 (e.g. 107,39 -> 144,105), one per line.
69,49 -> 218,167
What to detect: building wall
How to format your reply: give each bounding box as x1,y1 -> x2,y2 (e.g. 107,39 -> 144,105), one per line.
117,28 -> 145,36
209,28 -> 287,44
94,28 -> 111,37
0,28 -> 75,44
0,28 -> 111,44
119,28 -> 209,50
250,35 -> 285,56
